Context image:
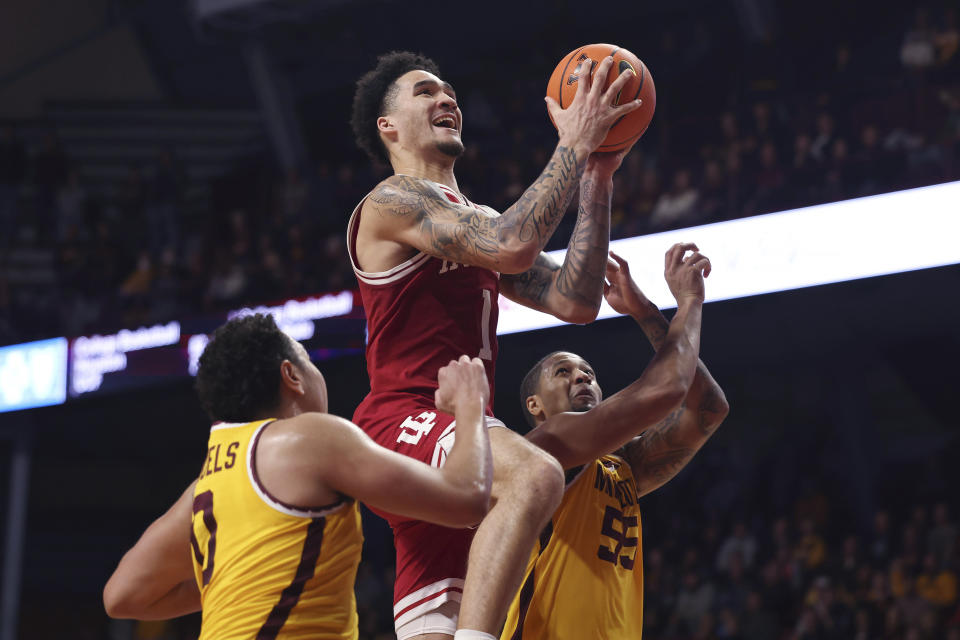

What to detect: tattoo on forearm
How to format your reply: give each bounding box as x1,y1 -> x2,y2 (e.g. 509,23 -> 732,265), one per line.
512,146 -> 585,247
554,175 -> 611,307
505,255 -> 558,306
637,311 -> 668,350
626,406 -> 699,494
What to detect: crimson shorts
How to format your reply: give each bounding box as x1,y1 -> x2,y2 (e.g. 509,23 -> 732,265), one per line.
352,392 -> 504,630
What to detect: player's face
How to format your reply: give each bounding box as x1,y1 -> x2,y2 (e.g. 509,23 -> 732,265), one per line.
534,352 -> 602,418
290,338 -> 328,413
386,70 -> 463,158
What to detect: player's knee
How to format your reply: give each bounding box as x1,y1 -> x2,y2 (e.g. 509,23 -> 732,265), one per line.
508,446 -> 564,516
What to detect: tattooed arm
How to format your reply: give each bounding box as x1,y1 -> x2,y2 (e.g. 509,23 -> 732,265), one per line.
605,252 -> 730,497
364,144 -> 586,274
525,245 -> 718,470
500,164 -> 612,323
360,56 -> 643,275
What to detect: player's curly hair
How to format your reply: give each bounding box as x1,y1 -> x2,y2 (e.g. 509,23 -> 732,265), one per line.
519,351 -> 566,430
195,313 -> 302,423
351,51 -> 442,164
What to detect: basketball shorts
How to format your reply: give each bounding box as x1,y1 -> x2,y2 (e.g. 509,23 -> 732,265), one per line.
354,393 -> 504,631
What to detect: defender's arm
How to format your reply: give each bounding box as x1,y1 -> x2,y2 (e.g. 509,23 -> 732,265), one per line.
104,482 -> 201,620
266,358 -> 493,528
618,305 -> 729,497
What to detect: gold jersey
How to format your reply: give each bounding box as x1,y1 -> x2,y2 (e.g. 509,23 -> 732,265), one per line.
502,454 -> 643,640
191,419 -> 363,640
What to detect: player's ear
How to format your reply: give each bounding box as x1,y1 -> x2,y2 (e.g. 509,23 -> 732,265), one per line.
525,394 -> 544,421
279,360 -> 306,396
377,115 -> 397,139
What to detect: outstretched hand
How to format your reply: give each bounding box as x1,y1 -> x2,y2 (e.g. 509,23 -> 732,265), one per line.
664,242 -> 711,305
603,250 -> 650,317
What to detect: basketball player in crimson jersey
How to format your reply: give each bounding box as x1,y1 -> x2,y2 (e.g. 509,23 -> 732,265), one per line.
502,247 -> 729,640
348,51 -> 642,640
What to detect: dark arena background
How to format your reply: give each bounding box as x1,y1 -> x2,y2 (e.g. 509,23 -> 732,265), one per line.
1,1 -> 959,639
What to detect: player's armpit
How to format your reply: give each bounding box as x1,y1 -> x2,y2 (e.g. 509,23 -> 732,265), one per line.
104,482 -> 201,620
275,413 -> 490,528
365,176 -> 535,274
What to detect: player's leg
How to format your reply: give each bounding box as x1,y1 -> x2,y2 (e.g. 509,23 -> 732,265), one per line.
456,426 -> 564,635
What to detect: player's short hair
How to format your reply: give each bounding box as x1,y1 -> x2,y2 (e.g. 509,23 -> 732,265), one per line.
195,313 -> 302,423
351,51 -> 442,164
519,351 -> 567,430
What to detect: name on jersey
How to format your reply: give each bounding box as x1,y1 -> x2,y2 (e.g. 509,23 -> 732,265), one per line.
594,461 -> 637,509
199,441 -> 239,479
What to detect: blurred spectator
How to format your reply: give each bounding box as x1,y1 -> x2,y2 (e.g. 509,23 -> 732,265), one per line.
649,168 -> 700,230
56,169 -> 87,242
716,521 -> 757,573
796,517 -> 827,573
901,8 -> 937,70
916,552 -> 958,609
669,570 -> 715,636
929,503 -> 958,567
809,112 -> 837,162
146,147 -> 184,257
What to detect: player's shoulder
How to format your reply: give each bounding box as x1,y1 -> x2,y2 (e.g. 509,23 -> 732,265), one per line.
261,413 -> 362,452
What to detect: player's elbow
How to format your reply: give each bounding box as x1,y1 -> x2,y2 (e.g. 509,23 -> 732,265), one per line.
554,300 -> 601,325
103,579 -> 139,619
435,485 -> 490,528
652,382 -> 688,417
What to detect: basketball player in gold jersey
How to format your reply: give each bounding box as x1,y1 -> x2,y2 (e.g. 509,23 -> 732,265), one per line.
502,245 -> 730,640
103,313 -> 494,639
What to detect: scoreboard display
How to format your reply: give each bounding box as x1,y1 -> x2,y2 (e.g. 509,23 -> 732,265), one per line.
0,290 -> 364,413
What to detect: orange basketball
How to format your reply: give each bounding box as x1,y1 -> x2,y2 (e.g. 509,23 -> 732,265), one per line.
546,43 -> 656,152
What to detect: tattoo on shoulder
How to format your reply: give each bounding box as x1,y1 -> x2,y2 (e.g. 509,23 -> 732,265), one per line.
367,176 -> 501,263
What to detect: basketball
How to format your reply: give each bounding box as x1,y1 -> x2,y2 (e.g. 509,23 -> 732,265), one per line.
546,43 -> 656,152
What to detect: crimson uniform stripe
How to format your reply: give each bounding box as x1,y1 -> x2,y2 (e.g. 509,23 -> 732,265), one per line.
508,520 -> 554,640
256,517 -> 327,640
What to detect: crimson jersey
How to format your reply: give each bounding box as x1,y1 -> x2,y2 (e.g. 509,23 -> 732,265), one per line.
347,177 -> 500,422
346,177 -> 504,626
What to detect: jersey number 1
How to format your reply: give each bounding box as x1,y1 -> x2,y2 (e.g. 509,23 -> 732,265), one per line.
479,289 -> 493,360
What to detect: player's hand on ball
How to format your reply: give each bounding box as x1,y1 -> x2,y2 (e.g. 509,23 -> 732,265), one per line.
603,251 -> 650,316
546,56 -> 642,159
664,242 -> 711,305
435,355 -> 489,415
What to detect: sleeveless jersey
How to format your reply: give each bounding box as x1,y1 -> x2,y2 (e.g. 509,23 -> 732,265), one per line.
502,455 -> 644,640
347,178 -> 500,419
191,419 -> 363,640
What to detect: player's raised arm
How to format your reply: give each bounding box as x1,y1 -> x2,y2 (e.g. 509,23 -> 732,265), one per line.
104,482 -> 201,620
271,357 -> 493,528
366,56 -> 641,275
524,245 -> 720,470
606,250 -> 729,496
500,142 -> 639,323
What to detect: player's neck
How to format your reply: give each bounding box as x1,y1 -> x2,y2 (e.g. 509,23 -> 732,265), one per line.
391,155 -> 458,192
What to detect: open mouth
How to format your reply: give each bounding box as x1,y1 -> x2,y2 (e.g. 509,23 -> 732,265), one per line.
432,114 -> 457,131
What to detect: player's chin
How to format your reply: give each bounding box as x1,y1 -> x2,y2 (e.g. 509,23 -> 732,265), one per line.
570,396 -> 596,412
436,138 -> 465,158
